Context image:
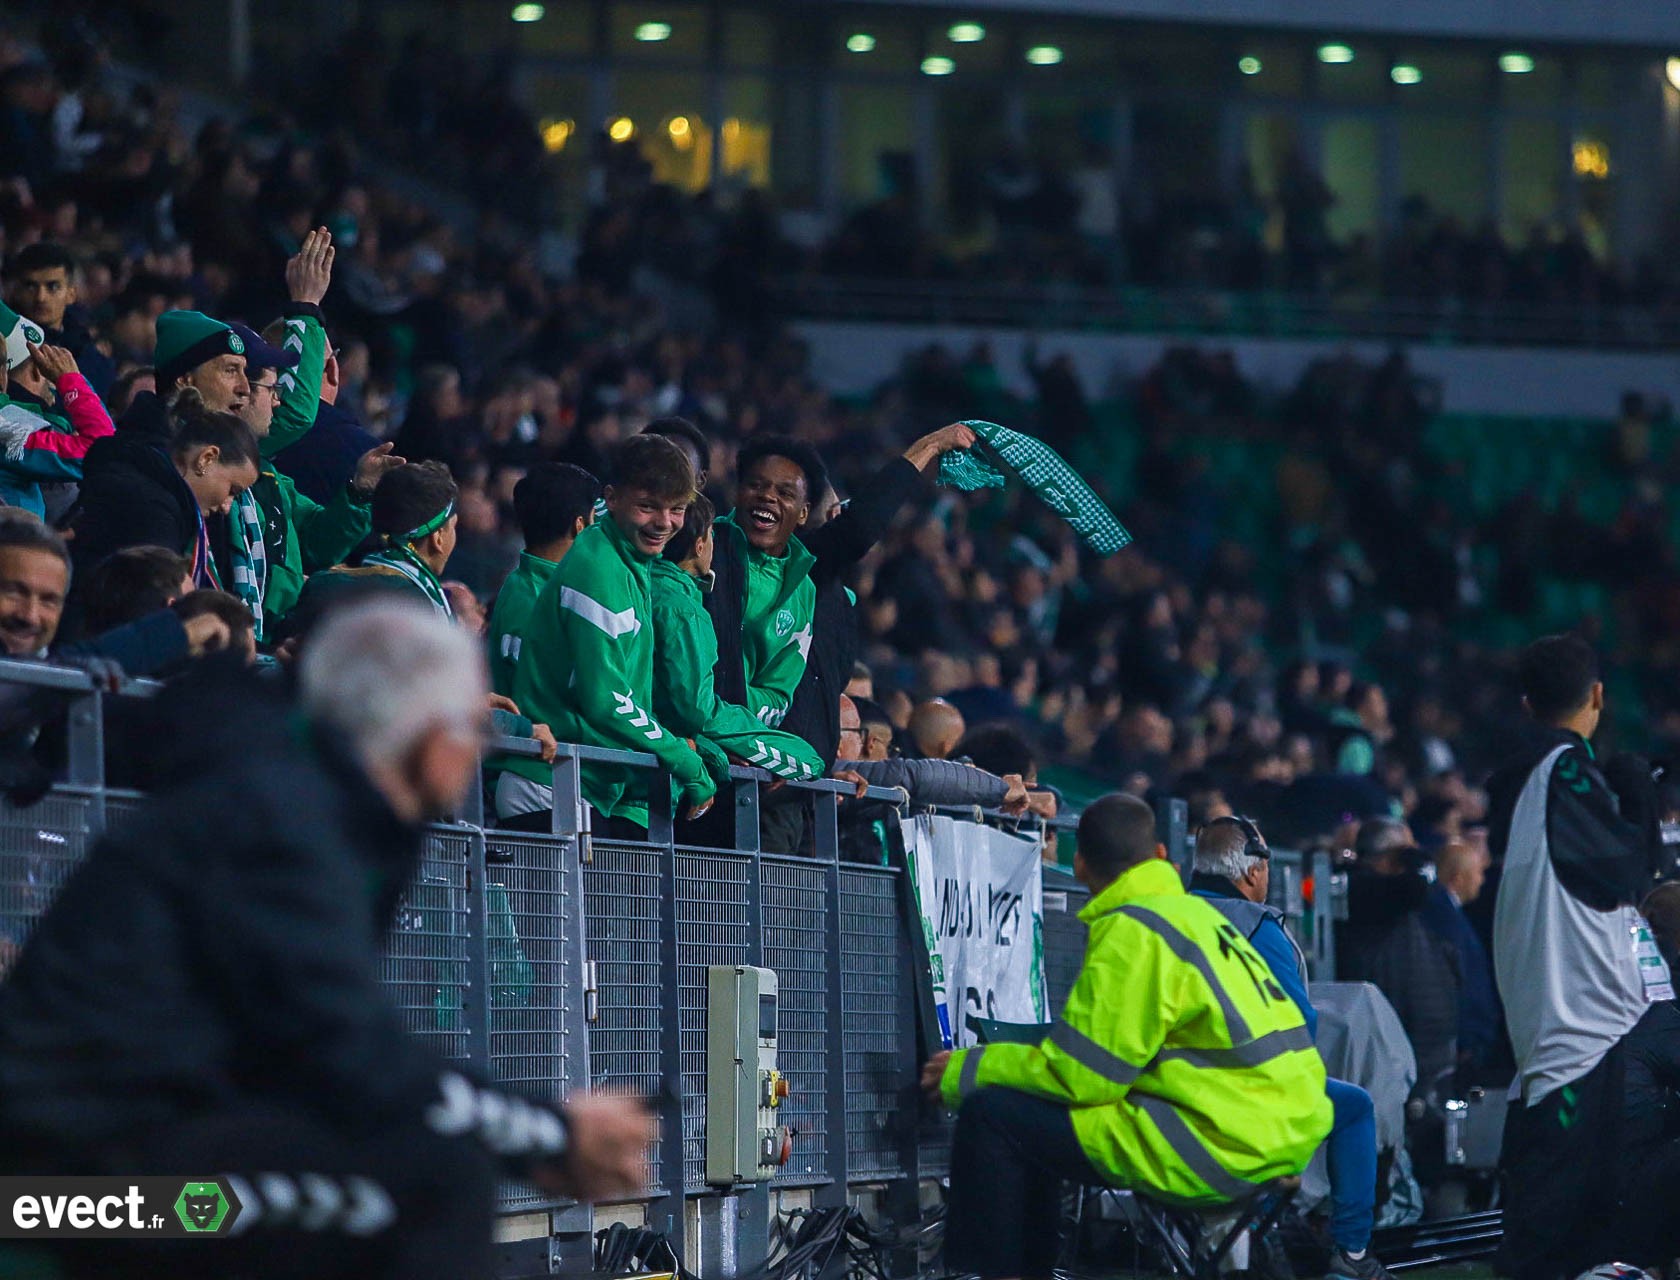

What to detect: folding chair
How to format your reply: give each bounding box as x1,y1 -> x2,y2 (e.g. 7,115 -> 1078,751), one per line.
1127,1177 -> 1302,1280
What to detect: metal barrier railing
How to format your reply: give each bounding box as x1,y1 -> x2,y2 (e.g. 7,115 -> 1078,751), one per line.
0,664 -> 966,1275
0,660 -> 1343,1275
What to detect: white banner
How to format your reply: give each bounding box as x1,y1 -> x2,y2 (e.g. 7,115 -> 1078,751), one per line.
903,814 -> 1046,1049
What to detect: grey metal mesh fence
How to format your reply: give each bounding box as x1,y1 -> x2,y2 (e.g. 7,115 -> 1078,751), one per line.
0,791 -> 99,966
1042,889 -> 1089,1018
582,839 -> 665,1191
675,849 -> 753,1190
482,831 -> 575,1213
382,827 -> 473,1064
838,866 -> 905,1182
760,856 -> 830,1188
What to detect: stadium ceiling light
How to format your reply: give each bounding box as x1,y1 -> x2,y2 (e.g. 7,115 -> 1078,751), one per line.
635,21 -> 672,41
1498,51 -> 1535,73
1025,45 -> 1064,66
1391,64 -> 1422,85
1317,43 -> 1355,64
921,55 -> 956,76
1238,55 -> 1262,75
608,117 -> 636,142
947,23 -> 985,43
510,3 -> 545,21
846,33 -> 876,53
540,118 -> 575,152
1668,57 -> 1680,92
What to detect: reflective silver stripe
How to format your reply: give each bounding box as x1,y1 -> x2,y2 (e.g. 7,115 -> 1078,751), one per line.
1048,1019 -> 1144,1088
958,1047 -> 984,1098
1153,1023 -> 1316,1072
1113,905 -> 1252,1043
1134,1093 -> 1259,1203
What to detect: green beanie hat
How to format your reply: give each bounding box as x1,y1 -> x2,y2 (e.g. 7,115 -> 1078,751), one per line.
154,310 -> 246,388
0,300 -> 46,372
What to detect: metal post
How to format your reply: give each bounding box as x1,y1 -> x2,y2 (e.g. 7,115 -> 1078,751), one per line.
551,830 -> 597,1244
816,828 -> 850,1208
65,689 -> 105,832
735,774 -> 762,854
462,826 -> 495,1079
1156,795 -> 1189,884
648,770 -> 675,848
1308,847 -> 1338,981
551,751 -> 588,860
653,809 -> 687,1265
887,866 -> 926,1269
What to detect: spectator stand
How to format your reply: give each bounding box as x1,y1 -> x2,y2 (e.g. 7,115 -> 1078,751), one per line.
0,662 -> 1098,1280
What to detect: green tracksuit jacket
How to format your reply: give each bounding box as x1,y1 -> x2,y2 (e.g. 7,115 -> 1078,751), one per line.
649,559 -> 822,781
723,514 -> 816,728
500,520 -> 713,826
223,305 -> 371,639
487,550 -> 558,701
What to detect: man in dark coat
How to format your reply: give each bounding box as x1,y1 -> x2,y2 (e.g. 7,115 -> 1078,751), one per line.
1336,817 -> 1462,1091
0,601 -> 652,1278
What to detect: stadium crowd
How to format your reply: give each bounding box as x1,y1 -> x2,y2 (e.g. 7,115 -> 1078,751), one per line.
5,15 -> 1680,1280
0,0 -> 1663,1044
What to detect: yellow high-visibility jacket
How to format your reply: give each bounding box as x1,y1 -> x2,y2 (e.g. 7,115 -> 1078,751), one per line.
940,857 -> 1332,1206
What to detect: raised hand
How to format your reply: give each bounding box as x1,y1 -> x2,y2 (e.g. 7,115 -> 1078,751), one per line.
285,226 -> 336,306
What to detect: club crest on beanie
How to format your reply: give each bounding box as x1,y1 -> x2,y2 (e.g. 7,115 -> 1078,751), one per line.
0,300 -> 44,372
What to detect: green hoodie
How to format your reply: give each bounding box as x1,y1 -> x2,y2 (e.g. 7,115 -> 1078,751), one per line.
649,558 -> 823,781
722,513 -> 816,728
487,550 -> 558,700
500,519 -> 713,825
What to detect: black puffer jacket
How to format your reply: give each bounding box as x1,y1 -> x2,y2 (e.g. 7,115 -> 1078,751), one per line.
0,667 -> 570,1177
1337,864 -> 1462,1088
63,392 -> 200,578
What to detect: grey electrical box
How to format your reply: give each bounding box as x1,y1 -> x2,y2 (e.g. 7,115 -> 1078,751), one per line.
706,964 -> 788,1185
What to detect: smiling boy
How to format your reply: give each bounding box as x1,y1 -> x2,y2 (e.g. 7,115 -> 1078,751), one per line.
495,436 -> 715,833
706,435 -> 825,730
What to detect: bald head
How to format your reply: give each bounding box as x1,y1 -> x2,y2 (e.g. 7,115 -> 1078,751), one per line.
910,698 -> 966,760
1436,838 -> 1489,905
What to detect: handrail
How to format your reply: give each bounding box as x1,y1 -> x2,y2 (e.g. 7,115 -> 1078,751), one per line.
774,274 -> 1680,351
489,732 -> 906,804
0,656 -> 163,698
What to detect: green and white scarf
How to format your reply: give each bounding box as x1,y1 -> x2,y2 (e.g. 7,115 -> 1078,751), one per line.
363,499 -> 455,618
938,419 -> 1132,556
229,487 -> 270,642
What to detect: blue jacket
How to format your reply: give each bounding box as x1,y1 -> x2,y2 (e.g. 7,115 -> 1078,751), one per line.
270,399 -> 380,506
1421,883 -> 1499,1063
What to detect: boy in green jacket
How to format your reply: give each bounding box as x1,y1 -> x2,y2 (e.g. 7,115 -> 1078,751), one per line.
651,495 -> 822,781
712,435 -> 822,727
488,462 -> 600,699
495,437 -> 716,833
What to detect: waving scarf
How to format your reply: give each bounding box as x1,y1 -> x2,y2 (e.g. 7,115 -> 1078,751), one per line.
938,419 -> 1132,556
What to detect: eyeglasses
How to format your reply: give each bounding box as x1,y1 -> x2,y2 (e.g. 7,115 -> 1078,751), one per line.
252,381 -> 282,402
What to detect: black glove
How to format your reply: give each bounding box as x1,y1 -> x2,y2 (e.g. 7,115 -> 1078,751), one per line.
1604,751 -> 1659,828
1604,751 -> 1663,874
